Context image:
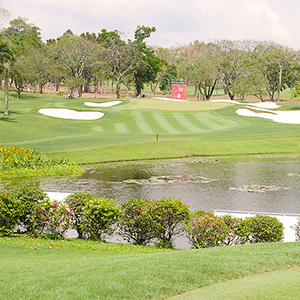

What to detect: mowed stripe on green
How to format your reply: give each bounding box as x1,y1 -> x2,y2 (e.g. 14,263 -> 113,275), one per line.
114,122 -> 129,134
109,110 -> 241,135
193,111 -> 238,130
151,111 -> 183,134
132,111 -> 155,134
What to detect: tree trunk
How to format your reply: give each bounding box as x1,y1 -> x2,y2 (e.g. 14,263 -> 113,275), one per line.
4,70 -> 9,116
116,80 -> 120,98
277,65 -> 282,101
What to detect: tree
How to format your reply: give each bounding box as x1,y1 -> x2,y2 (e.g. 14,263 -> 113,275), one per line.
21,46 -> 53,93
216,39 -> 249,100
53,35 -> 97,96
179,41 -> 220,100
0,40 -> 14,116
1,17 -> 42,56
100,38 -> 138,98
132,26 -> 162,97
250,41 -> 293,101
159,64 -> 178,95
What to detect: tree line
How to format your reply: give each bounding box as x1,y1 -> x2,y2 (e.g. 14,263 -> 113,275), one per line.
1,15 -> 300,103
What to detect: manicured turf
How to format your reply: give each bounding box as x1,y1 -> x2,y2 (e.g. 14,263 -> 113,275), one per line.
1,237 -> 300,300
1,92 -> 300,163
170,267 -> 300,299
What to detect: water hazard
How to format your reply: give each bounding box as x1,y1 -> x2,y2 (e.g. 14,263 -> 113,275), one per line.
2,154 -> 300,215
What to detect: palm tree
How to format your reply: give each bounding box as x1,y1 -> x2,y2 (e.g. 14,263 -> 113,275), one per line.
0,40 -> 15,116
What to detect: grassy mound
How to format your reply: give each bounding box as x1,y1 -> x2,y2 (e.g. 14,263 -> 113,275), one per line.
0,236 -> 300,299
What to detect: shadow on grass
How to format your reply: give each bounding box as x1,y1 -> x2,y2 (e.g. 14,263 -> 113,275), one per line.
0,116 -> 17,123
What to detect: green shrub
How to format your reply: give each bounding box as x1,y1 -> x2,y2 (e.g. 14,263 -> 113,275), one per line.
220,214 -> 248,245
245,215 -> 284,243
0,191 -> 23,236
8,186 -> 47,234
184,210 -> 230,248
291,217 -> 300,241
118,197 -> 190,247
56,91 -> 65,96
0,146 -> 43,170
117,198 -> 154,245
81,197 -> 122,241
31,198 -> 73,238
149,197 -> 190,248
0,146 -> 83,178
65,192 -> 97,239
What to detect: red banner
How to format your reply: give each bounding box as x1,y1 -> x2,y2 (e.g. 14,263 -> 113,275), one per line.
172,85 -> 187,100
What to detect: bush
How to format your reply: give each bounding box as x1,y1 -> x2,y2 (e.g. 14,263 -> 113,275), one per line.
0,191 -> 23,236
291,217 -> 300,241
65,192 -> 96,239
31,198 -> 73,238
220,214 -> 248,245
81,197 -> 122,241
0,146 -> 83,178
184,210 -> 230,248
149,197 -> 190,248
8,186 -> 47,234
0,146 -> 43,170
117,198 -> 154,245
245,214 -> 284,243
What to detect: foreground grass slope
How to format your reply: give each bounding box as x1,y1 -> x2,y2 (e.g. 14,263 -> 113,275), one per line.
0,237 -> 300,299
1,93 -> 300,163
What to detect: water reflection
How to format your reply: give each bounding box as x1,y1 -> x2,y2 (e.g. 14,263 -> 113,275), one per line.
2,154 -> 300,214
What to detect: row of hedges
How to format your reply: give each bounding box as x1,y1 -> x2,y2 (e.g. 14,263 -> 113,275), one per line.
0,187 -> 286,248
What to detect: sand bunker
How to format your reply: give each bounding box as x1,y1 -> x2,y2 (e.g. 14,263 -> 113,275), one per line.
84,101 -> 122,107
210,99 -> 299,124
236,108 -> 300,124
210,99 -> 240,104
154,97 -> 186,102
247,102 -> 280,109
39,108 -> 104,120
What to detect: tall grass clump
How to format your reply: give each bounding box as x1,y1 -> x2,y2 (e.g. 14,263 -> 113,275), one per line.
0,146 -> 83,177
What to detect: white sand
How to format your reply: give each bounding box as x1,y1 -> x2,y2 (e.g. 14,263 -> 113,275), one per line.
39,108 -> 104,120
154,97 -> 186,102
236,108 -> 300,124
247,102 -> 280,109
84,101 -> 122,107
209,99 -> 241,104
210,100 -> 280,109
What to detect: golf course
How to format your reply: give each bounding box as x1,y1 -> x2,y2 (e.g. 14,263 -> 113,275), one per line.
2,92 -> 300,299
2,92 -> 300,164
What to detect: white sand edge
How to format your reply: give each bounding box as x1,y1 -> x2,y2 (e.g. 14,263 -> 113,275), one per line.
236,108 -> 300,124
39,108 -> 104,120
154,97 -> 186,102
84,101 -> 122,107
210,99 -> 241,104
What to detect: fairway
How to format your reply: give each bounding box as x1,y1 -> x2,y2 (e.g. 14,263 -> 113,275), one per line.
1,92 -> 300,163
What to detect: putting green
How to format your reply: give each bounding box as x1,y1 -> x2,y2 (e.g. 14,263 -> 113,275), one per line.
122,98 -> 233,111
170,267 -> 300,299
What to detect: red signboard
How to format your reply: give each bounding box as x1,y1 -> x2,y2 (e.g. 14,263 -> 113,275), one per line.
172,85 -> 187,100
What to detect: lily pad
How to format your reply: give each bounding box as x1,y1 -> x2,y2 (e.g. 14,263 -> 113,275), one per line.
230,184 -> 290,193
123,175 -> 217,185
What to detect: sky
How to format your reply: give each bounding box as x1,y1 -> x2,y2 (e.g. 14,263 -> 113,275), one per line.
2,0 -> 300,49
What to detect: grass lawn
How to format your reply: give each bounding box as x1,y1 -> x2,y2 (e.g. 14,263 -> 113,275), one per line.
1,92 -> 300,163
1,236 -> 300,300
170,267 -> 300,299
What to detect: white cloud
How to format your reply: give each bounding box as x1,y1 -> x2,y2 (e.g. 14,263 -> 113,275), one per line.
1,0 -> 300,49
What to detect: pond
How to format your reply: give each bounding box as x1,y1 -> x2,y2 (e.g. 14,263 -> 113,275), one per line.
2,153 -> 300,215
